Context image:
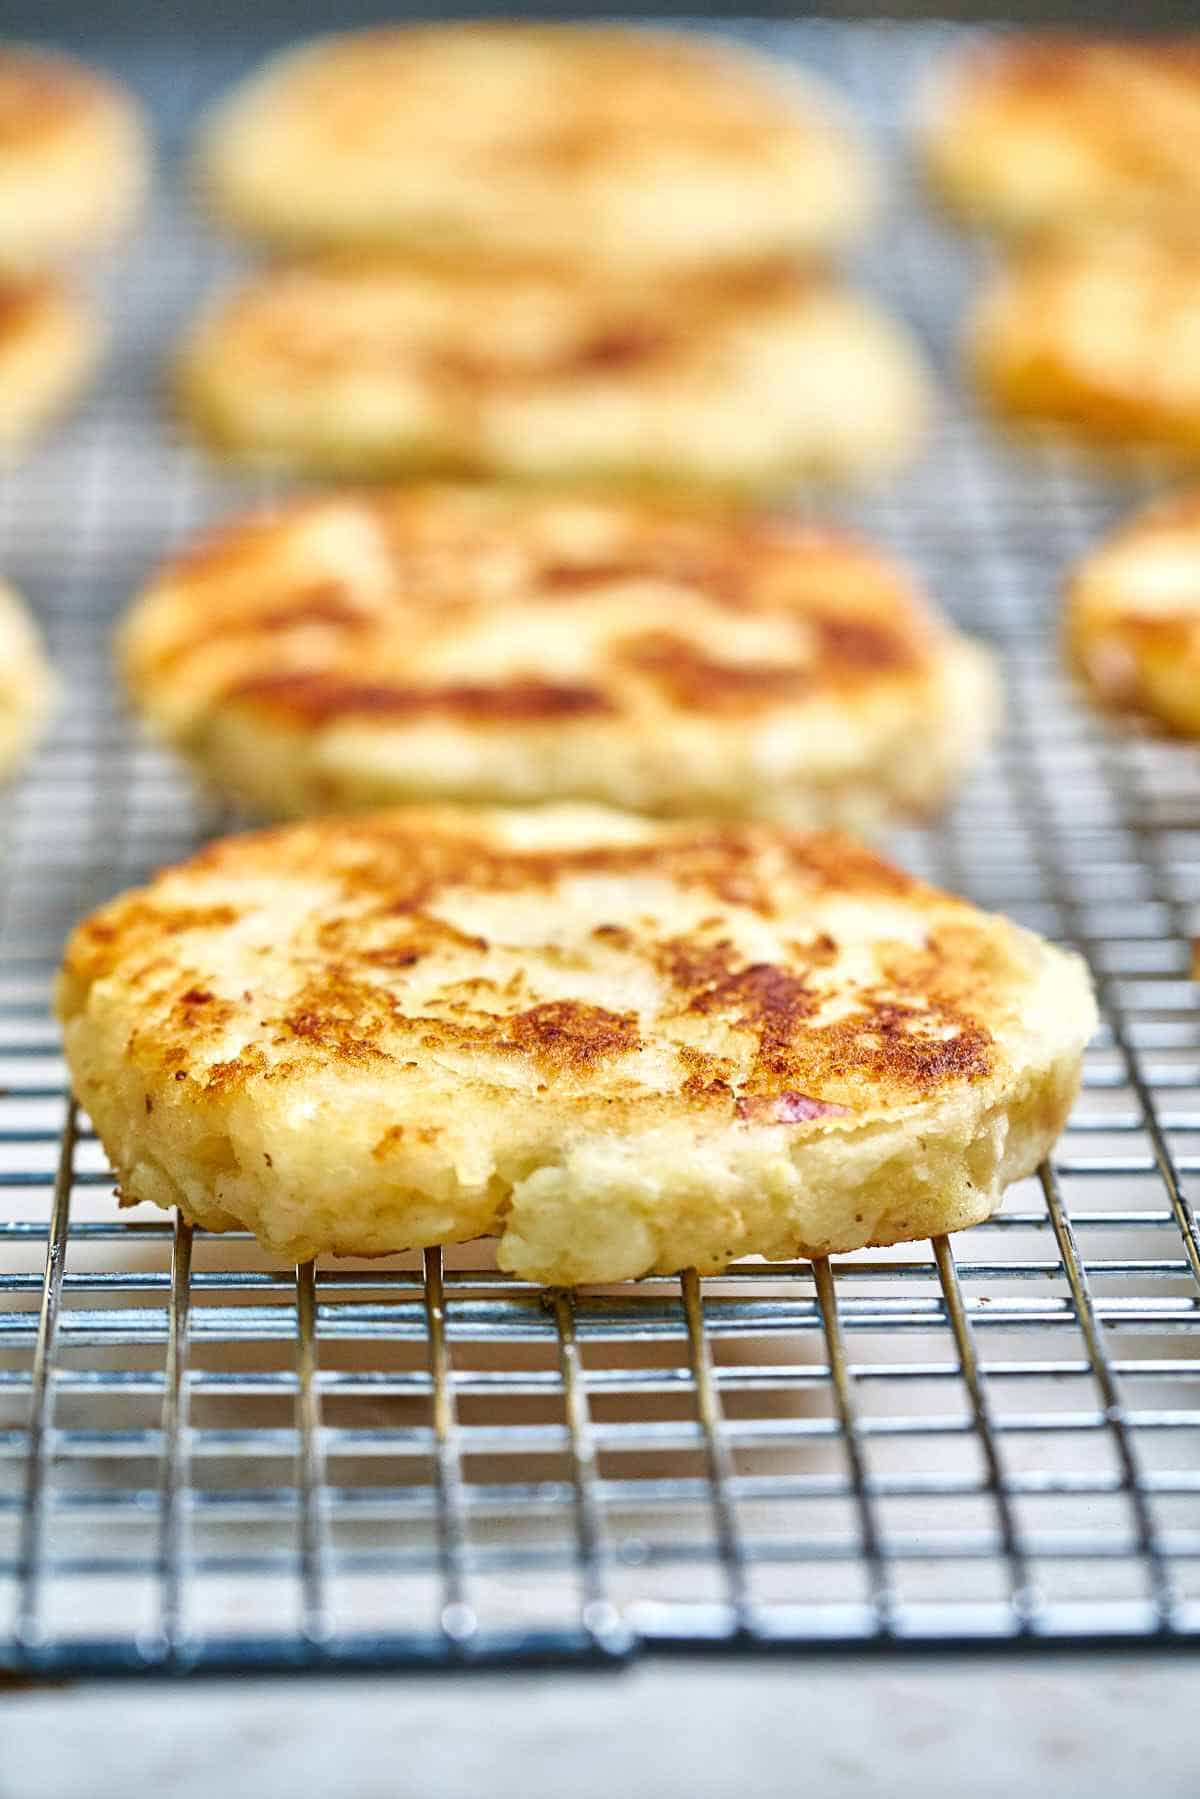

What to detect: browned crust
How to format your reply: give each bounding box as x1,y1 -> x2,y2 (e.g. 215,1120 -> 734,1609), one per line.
67,819 -> 924,970
125,487 -> 944,734
60,814 -> 1020,1122
185,253 -> 815,387
0,276 -> 52,341
949,34 -> 1200,98
226,671 -> 617,724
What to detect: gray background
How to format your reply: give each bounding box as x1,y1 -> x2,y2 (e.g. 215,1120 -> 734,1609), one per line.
7,3 -> 1198,39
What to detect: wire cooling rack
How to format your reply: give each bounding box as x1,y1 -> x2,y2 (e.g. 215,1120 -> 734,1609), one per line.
0,21 -> 1198,1676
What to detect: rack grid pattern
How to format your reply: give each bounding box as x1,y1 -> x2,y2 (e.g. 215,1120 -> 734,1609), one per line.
0,22 -> 1198,1675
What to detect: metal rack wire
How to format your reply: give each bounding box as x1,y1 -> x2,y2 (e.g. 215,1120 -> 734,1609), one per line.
0,21 -> 1198,1675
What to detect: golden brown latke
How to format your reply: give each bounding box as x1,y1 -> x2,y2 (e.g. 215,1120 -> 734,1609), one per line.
924,35 -> 1200,236
199,24 -> 872,268
0,46 -> 148,269
175,254 -> 930,488
58,806 -> 1096,1283
1066,487 -> 1200,736
971,227 -> 1200,461
121,486 -> 994,828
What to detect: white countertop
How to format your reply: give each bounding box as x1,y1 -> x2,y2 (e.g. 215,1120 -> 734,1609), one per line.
2,1657 -> 1197,1797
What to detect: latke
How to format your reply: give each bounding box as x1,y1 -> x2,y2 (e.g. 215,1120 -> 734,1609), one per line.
971,228 -> 1200,461
924,35 -> 1200,236
175,255 -> 930,489
121,486 -> 994,829
1067,488 -> 1200,735
0,578 -> 53,778
0,45 -> 147,269
199,24 -> 871,269
0,274 -> 97,450
57,806 -> 1096,1284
